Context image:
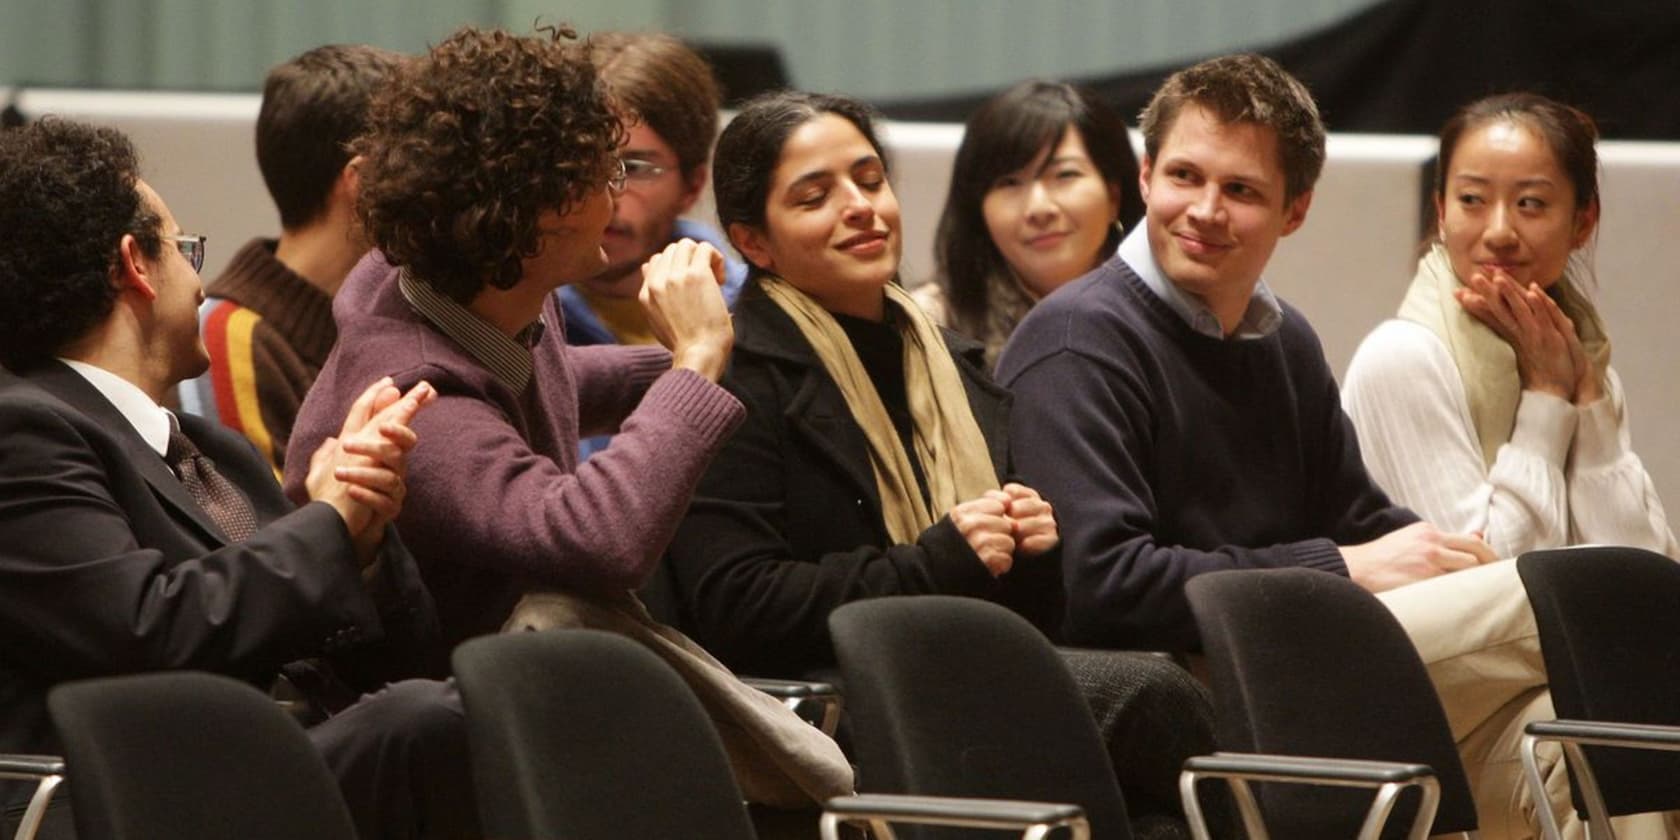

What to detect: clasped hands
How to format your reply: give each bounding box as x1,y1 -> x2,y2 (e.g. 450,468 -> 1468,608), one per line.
304,377 -> 436,557
950,482 -> 1059,578
1455,268 -> 1601,405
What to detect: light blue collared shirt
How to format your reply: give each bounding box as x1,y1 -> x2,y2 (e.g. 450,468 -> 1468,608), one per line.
1117,221 -> 1283,340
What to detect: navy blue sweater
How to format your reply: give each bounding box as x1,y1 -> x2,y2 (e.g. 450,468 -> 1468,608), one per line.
996,255 -> 1417,650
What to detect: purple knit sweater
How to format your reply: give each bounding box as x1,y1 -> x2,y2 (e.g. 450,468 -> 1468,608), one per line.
285,252 -> 744,658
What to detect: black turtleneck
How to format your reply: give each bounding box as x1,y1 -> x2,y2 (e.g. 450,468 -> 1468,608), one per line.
832,309 -> 932,510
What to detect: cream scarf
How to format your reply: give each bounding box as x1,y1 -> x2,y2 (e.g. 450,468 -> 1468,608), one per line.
1396,243 -> 1610,468
759,276 -> 999,543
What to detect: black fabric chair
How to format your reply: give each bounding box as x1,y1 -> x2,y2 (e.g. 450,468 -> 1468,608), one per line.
1516,546 -> 1680,839
1184,568 -> 1477,839
45,671 -> 356,840
456,628 -> 1089,840
453,628 -> 761,839
828,595 -> 1126,839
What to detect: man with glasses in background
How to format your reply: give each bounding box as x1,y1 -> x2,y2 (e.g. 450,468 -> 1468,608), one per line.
561,32 -> 747,458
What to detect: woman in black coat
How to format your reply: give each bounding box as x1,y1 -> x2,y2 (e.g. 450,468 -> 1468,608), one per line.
666,91 -> 1214,839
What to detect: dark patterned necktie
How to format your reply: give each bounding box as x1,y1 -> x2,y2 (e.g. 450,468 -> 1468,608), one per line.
166,427 -> 258,542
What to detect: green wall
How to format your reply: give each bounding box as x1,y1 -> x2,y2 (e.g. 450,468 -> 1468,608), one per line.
2,0 -> 1378,98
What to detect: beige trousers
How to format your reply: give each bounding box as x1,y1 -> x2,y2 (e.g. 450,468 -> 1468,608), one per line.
1378,560 -> 1671,839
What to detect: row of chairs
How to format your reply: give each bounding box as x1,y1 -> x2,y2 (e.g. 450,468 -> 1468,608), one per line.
18,545 -> 1680,839
1181,545 -> 1680,840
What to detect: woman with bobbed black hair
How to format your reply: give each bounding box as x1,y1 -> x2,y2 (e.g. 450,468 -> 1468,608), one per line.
667,90 -> 1214,840
921,80 -> 1144,367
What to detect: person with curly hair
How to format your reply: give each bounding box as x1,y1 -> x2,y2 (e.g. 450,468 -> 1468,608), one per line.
0,117 -> 473,839
285,26 -> 852,809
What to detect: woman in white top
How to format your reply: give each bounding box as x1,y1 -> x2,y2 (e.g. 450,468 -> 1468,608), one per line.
1342,92 -> 1675,559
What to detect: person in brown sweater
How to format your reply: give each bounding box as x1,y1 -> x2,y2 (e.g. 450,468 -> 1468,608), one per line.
181,44 -> 405,473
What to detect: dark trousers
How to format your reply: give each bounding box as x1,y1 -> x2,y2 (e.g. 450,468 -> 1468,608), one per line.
310,678 -> 479,840
1058,649 -> 1219,840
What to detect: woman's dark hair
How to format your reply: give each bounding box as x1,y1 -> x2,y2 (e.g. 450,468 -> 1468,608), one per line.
0,118 -> 162,368
713,91 -> 889,276
934,80 -> 1143,338
352,25 -> 624,304
1436,92 -> 1600,213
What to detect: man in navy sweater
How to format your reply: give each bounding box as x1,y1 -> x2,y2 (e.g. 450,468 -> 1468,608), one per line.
999,54 -> 1575,838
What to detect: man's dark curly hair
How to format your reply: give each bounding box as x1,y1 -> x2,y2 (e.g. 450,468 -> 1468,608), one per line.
352,25 -> 624,304
0,118 -> 163,368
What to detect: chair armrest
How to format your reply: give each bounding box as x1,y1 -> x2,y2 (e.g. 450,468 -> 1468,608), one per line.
1525,718 -> 1680,751
0,755 -> 65,840
0,756 -> 63,780
744,678 -> 842,736
821,793 -> 1087,839
1184,752 -> 1434,787
742,677 -> 838,700
1520,717 -> 1680,840
1180,752 -> 1440,840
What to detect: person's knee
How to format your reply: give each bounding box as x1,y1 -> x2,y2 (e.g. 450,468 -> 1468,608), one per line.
356,679 -> 465,758
1107,654 -> 1212,725
1062,649 -> 1213,740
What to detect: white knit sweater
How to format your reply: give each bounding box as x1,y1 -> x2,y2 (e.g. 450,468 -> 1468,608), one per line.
1342,319 -> 1676,560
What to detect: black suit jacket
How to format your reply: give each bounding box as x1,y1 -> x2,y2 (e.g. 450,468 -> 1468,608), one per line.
0,362 -> 436,768
665,283 -> 1062,677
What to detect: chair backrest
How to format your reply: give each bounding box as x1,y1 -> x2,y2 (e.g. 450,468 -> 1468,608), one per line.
1186,568 -> 1478,838
46,671 -> 357,840
451,629 -> 757,840
1517,546 -> 1680,816
828,595 -> 1130,840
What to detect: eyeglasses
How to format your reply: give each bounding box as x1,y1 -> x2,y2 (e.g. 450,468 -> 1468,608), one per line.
166,234 -> 207,273
622,157 -> 669,183
606,157 -> 628,195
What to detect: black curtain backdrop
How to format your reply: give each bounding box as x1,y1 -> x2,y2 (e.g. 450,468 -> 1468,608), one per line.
876,0 -> 1680,139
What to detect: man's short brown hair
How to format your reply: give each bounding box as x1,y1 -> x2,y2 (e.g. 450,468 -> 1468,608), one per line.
1139,53 -> 1326,202
588,32 -> 721,178
256,44 -> 405,229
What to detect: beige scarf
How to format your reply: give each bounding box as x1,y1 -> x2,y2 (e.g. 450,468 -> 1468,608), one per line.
1396,243 -> 1610,468
759,276 -> 999,543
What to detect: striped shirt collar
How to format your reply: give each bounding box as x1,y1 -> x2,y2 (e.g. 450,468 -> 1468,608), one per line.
398,270 -> 545,392
1118,221 -> 1282,340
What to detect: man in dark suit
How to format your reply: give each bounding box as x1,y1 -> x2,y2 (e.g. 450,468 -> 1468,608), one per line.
0,118 -> 474,838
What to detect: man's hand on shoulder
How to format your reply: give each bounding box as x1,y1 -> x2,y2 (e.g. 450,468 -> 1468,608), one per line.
1341,521 -> 1497,593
